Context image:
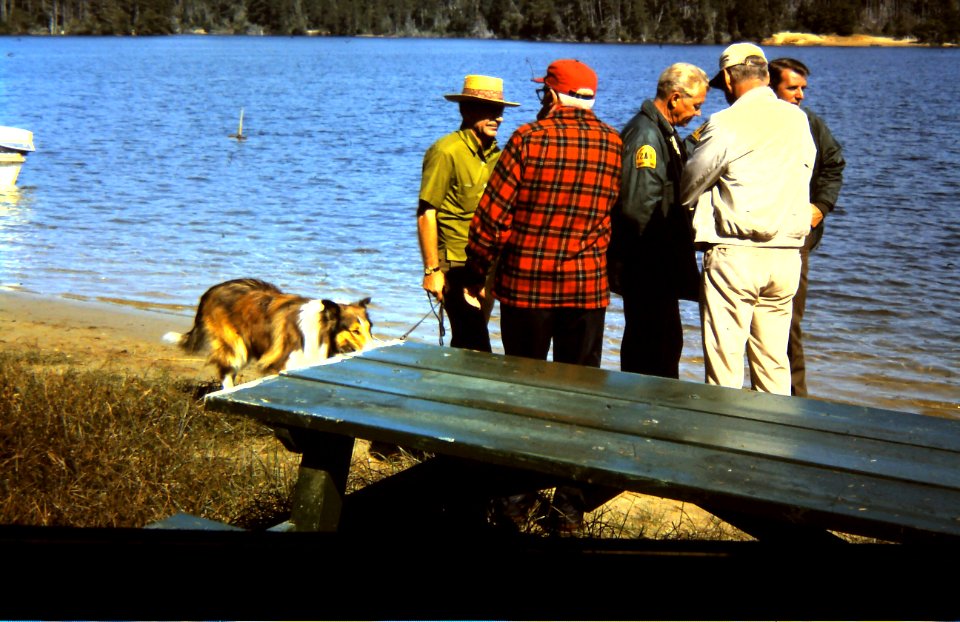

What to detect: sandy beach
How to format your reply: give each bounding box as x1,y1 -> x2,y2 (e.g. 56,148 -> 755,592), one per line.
0,289 -> 208,382
762,31 -> 924,46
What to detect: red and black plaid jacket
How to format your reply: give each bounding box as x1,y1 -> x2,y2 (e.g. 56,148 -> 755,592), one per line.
466,107 -> 622,309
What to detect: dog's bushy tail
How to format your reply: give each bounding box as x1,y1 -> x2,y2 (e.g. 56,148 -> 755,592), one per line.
162,326 -> 207,352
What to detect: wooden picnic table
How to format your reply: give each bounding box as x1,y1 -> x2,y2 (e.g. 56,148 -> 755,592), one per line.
203,340 -> 960,543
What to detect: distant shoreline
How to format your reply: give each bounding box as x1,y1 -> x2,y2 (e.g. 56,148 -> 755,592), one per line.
8,30 -> 944,47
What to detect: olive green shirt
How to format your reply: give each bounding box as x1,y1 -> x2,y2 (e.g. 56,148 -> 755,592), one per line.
419,129 -> 500,263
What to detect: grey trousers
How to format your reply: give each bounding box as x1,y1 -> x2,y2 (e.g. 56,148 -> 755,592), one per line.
787,243 -> 812,396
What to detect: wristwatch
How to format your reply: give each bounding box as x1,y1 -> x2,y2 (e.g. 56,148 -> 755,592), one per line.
424,266 -> 441,276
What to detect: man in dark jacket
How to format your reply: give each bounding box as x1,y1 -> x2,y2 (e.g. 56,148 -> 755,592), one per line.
609,62 -> 709,378
769,58 -> 846,396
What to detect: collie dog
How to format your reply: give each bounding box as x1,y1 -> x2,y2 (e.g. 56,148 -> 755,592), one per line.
163,278 -> 373,389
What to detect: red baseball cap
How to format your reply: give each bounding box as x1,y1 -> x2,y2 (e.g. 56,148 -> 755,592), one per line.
533,59 -> 597,99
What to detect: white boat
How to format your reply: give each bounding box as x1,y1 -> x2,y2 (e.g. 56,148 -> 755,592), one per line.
0,126 -> 35,188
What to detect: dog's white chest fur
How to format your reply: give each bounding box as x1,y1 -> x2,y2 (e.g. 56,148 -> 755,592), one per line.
284,299 -> 331,370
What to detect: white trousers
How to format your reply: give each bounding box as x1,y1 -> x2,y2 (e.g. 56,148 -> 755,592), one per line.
701,245 -> 801,395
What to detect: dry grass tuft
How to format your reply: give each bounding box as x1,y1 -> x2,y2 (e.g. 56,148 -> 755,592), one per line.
0,348 -> 752,540
0,350 -> 297,529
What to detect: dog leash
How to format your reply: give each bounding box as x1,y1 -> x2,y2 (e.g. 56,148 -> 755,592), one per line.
400,293 -> 445,345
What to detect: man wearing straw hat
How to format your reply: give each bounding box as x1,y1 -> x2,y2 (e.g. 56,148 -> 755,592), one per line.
417,74 -> 519,352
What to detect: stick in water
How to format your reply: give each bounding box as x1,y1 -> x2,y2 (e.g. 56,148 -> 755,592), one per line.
230,108 -> 246,141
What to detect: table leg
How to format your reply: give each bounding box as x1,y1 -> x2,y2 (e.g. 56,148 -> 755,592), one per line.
282,429 -> 355,532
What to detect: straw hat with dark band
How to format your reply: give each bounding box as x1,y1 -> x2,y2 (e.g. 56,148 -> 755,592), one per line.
444,75 -> 520,107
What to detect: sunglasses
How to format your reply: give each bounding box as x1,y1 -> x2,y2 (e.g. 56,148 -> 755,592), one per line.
466,102 -> 506,118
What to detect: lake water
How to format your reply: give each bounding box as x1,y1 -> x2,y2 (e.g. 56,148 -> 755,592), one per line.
0,36 -> 957,418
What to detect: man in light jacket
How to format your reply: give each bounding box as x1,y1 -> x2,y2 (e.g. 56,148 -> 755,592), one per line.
680,43 -> 816,395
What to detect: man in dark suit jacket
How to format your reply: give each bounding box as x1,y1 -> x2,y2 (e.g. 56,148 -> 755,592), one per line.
769,57 -> 846,396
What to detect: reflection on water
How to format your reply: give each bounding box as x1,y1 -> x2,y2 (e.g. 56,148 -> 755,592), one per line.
0,187 -> 32,277
0,37 -> 957,419
0,187 -> 22,204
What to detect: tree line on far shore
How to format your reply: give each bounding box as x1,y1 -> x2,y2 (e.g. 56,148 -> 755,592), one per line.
2,0 -> 958,44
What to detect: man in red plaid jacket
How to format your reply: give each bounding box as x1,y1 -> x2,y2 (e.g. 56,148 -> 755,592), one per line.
465,59 -> 622,368
465,59 -> 623,534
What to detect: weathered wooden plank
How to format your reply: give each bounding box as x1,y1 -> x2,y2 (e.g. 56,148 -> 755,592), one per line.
280,357 -> 960,490
205,374 -> 960,541
351,342 -> 960,451
144,512 -> 244,531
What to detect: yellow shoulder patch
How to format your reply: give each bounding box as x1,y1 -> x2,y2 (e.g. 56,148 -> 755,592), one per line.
635,145 -> 656,169
690,124 -> 705,142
